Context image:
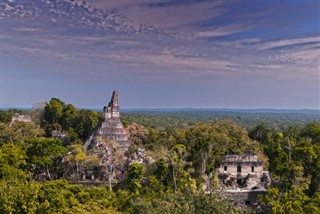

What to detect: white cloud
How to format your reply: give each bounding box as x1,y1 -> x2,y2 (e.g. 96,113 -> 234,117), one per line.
107,52 -> 234,76
11,27 -> 39,32
197,23 -> 254,38
290,48 -> 320,63
257,36 -> 320,50
73,0 -> 227,31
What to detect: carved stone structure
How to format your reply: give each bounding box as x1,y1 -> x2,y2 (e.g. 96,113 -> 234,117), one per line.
66,90 -> 144,185
86,90 -> 130,150
10,113 -> 32,124
216,154 -> 272,210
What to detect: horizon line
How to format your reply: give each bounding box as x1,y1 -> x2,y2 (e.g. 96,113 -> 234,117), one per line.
1,106 -> 320,111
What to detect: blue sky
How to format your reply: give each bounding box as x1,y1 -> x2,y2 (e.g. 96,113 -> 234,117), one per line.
1,0 -> 319,109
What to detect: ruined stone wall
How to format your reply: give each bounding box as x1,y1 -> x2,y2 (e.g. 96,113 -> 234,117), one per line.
224,190 -> 267,210
217,154 -> 264,176
218,163 -> 263,175
11,113 -> 32,124
223,154 -> 258,162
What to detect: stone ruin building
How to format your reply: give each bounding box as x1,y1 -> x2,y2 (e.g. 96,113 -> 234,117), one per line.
10,113 -> 32,124
85,90 -> 131,150
66,90 -> 145,186
216,154 -> 272,209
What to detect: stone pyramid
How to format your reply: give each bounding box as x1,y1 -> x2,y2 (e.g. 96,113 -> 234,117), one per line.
85,90 -> 130,149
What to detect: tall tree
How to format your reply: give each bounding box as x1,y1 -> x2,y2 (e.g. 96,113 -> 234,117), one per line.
27,137 -> 67,180
0,143 -> 27,180
128,162 -> 145,194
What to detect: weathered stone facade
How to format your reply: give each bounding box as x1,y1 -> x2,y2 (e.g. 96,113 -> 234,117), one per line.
224,190 -> 267,211
85,90 -> 130,150
68,90 -> 144,185
216,154 -> 271,210
10,113 -> 32,124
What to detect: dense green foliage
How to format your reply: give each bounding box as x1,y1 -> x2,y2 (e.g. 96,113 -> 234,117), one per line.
127,162 -> 145,193
249,123 -> 320,213
42,98 -> 103,143
0,100 -> 319,213
27,137 -> 68,180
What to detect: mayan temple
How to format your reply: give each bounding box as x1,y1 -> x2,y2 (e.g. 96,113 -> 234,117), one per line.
72,90 -> 144,185
85,90 -> 130,149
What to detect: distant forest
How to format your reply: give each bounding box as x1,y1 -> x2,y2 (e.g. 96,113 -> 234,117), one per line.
121,109 -> 320,131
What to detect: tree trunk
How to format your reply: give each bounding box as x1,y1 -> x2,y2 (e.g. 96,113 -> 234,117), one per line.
46,165 -> 52,180
201,152 -> 207,175
76,161 -> 79,179
108,165 -> 113,192
172,166 -> 177,192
